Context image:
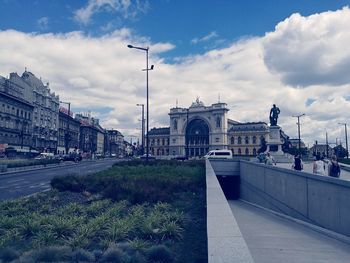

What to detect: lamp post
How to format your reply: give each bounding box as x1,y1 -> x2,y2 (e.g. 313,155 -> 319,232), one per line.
60,101 -> 71,155
292,113 -> 305,156
339,122 -> 349,159
136,103 -> 145,155
128,44 -> 154,162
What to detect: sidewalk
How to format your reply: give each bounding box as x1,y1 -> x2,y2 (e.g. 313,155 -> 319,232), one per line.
229,200 -> 350,263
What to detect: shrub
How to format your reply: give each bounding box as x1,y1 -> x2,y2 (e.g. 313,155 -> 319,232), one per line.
146,245 -> 174,263
0,247 -> 20,262
51,175 -> 84,192
69,248 -> 95,262
100,244 -> 124,263
21,246 -> 71,262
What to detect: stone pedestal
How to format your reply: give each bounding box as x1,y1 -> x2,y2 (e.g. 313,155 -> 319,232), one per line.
266,125 -> 292,163
267,125 -> 283,153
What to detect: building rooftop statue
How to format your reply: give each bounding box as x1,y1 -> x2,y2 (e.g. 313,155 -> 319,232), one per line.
190,97 -> 205,108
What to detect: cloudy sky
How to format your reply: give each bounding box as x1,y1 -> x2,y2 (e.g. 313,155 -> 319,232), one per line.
0,0 -> 350,146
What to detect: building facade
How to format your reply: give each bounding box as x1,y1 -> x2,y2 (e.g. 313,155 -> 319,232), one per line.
8,71 -> 59,153
0,76 -> 34,154
106,129 -> 125,157
168,99 -> 229,158
58,108 -> 80,154
149,127 -> 170,157
228,122 -> 269,156
148,99 -> 287,159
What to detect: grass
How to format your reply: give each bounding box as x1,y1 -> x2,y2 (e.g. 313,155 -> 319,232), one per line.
0,160 -> 207,262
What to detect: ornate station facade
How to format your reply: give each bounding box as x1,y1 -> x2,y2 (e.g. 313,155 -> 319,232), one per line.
148,98 -> 278,159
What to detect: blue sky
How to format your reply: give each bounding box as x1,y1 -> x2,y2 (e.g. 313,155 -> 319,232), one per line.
2,0 -> 349,59
0,0 -> 350,144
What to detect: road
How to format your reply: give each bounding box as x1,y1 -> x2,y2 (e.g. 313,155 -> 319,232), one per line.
0,158 -> 119,200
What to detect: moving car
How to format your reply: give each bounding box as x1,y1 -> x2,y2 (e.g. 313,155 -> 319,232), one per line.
204,150 -> 233,159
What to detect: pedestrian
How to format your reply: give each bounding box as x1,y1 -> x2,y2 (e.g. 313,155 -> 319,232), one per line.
265,152 -> 276,165
292,154 -> 303,171
313,154 -> 325,175
328,155 -> 341,178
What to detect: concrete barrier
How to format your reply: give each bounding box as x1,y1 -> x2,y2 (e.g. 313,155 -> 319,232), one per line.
206,160 -> 254,263
239,160 -> 350,237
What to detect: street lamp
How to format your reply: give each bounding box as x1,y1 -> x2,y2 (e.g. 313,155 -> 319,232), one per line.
60,101 -> 71,155
338,122 -> 349,159
292,113 -> 305,156
128,44 -> 154,162
136,104 -> 145,155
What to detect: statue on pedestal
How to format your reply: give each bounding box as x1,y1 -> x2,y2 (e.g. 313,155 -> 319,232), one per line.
269,104 -> 280,126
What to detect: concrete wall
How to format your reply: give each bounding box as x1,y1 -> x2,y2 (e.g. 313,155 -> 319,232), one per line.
239,160 -> 350,237
206,160 -> 254,263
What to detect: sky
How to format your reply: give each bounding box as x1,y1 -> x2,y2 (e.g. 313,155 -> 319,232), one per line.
0,0 -> 350,146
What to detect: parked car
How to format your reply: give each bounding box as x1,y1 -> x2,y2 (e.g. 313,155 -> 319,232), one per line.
34,152 -> 54,160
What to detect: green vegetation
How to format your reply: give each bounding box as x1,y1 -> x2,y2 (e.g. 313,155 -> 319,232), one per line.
0,160 -> 207,262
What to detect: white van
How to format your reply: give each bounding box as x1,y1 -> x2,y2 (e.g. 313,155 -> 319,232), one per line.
204,150 -> 233,159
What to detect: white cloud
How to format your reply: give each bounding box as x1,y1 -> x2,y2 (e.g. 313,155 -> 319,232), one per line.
37,17 -> 49,30
263,6 -> 350,87
0,7 -> 350,146
74,0 -> 149,25
191,31 -> 218,44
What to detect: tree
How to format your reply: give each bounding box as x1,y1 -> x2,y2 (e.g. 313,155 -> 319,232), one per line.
334,145 -> 347,159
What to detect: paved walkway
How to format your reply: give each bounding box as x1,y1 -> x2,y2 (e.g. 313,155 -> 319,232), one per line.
229,200 -> 350,263
276,162 -> 350,181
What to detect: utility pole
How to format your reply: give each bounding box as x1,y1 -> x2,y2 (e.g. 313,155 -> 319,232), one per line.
339,123 -> 349,159
326,132 -> 329,158
292,113 -> 305,156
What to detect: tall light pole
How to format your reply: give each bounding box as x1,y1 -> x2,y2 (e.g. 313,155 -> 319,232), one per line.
128,44 -> 154,162
136,103 -> 145,155
292,113 -> 305,156
60,101 -> 71,155
338,122 -> 348,159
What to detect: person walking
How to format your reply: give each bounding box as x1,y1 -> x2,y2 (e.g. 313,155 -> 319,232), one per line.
265,152 -> 276,165
292,154 -> 303,171
313,154 -> 325,175
328,155 -> 341,178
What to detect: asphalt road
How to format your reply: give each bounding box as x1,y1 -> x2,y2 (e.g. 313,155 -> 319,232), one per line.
0,158 -> 119,200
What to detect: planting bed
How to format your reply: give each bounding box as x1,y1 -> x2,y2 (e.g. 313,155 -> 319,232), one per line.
0,160 -> 207,263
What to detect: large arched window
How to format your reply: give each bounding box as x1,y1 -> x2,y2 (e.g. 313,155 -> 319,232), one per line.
186,119 -> 210,157
253,148 -> 257,155
230,136 -> 235,145
238,136 -> 242,144
216,117 -> 221,128
245,148 -> 249,155
238,148 -> 241,155
245,136 -> 249,144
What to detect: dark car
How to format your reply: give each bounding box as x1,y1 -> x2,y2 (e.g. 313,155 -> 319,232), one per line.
63,153 -> 82,162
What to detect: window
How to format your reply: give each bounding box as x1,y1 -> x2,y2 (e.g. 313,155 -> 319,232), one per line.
216,117 -> 221,128
238,136 -> 242,144
238,148 -> 241,155
215,137 -> 219,143
245,136 -> 249,144
253,148 -> 257,155
245,148 -> 249,155
230,136 -> 234,144
173,119 -> 177,130
253,136 -> 257,144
